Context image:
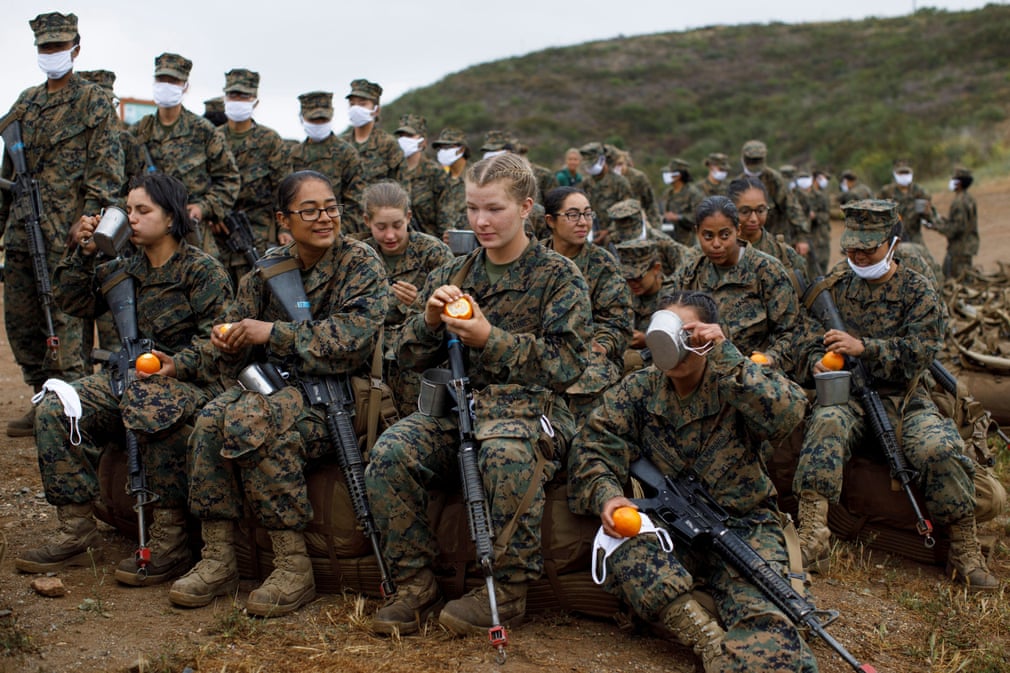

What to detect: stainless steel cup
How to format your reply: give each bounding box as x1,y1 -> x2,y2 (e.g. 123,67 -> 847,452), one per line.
446,229 -> 478,255
92,206 -> 131,257
237,362 -> 287,395
814,370 -> 851,406
914,198 -> 928,214
417,368 -> 453,416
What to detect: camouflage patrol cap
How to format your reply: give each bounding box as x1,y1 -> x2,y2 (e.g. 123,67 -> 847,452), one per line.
893,158 -> 912,172
346,78 -> 382,103
480,130 -> 512,152
224,69 -> 259,96
395,114 -> 427,137
79,69 -> 115,92
601,144 -> 622,162
953,166 -> 972,180
742,140 -> 768,160
579,141 -> 604,159
665,158 -> 691,173
608,199 -> 643,221
795,167 -> 812,178
840,199 -> 899,251
615,240 -> 659,280
154,53 -> 193,81
841,169 -> 858,181
30,12 -> 78,46
432,127 -> 467,148
705,152 -> 729,168
298,91 -> 334,121
779,164 -> 797,179
204,96 -> 224,113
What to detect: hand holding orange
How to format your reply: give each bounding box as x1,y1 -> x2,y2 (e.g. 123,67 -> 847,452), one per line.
821,351 -> 845,371
750,352 -> 770,365
443,296 -> 474,320
136,352 -> 161,374
612,506 -> 642,538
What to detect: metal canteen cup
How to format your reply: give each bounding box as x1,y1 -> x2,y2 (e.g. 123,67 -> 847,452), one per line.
814,370 -> 852,406
644,310 -> 690,370
92,206 -> 132,257
237,362 -> 287,395
417,368 -> 453,416
446,229 -> 479,255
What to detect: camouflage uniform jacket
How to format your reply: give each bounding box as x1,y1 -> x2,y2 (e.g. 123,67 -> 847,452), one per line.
569,339 -> 806,520
698,177 -> 728,198
118,121 -> 146,191
1,74 -> 123,253
340,127 -> 405,187
54,242 -> 232,388
736,168 -> 807,244
625,167 -> 661,227
582,171 -> 634,233
533,162 -> 559,205
839,182 -> 873,205
403,156 -> 450,236
878,181 -> 932,245
436,173 -> 468,233
132,109 -> 240,224
671,243 -> 802,371
747,229 -> 809,290
289,133 -> 367,234
935,190 -> 978,257
225,122 -> 292,250
658,182 -> 705,245
363,230 -> 453,359
631,277 -> 680,333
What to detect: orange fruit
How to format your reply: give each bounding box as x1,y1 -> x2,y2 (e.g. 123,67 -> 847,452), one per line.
443,296 -> 474,320
136,352 -> 161,374
821,351 -> 845,371
612,506 -> 642,538
750,352 -> 770,365
219,322 -> 232,335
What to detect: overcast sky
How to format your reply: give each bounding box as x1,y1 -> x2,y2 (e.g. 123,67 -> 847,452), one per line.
1,0 -> 1001,142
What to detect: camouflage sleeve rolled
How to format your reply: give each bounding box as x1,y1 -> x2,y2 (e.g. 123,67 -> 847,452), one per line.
195,127 -> 241,222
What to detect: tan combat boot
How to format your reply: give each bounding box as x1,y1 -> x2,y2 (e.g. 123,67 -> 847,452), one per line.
245,530 -> 316,617
438,581 -> 527,636
796,490 -> 832,573
115,508 -> 193,586
15,503 -> 101,572
947,517 -> 999,592
168,519 -> 239,607
661,594 -> 728,673
372,568 -> 444,635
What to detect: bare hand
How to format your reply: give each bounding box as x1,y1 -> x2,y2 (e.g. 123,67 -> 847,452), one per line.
442,296 -> 491,349
211,319 -> 273,353
136,349 -> 177,379
823,328 -> 864,357
682,320 -> 725,348
391,280 -> 419,307
601,496 -> 638,538
74,214 -> 100,255
187,204 -> 204,225
796,241 -> 811,256
278,231 -> 293,245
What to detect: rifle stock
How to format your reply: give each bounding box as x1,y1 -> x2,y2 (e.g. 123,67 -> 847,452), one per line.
222,211 -> 261,267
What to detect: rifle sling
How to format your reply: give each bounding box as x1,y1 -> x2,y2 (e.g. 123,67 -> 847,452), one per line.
257,256 -> 302,280
780,514 -> 808,593
365,325 -> 384,452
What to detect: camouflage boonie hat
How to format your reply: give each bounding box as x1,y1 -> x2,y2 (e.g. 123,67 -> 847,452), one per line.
480,130 -> 512,152
953,166 -> 972,180
432,127 -> 467,148
204,96 -> 224,113
79,69 -> 115,92
779,164 -> 797,179
665,158 -> 691,173
30,12 -> 78,46
154,53 -> 193,81
705,152 -> 729,168
224,68 -> 259,96
615,240 -> 659,280
346,78 -> 382,103
298,91 -> 334,120
608,199 -> 643,221
893,158 -> 912,172
742,140 -> 767,160
395,113 -> 427,137
840,199 -> 899,251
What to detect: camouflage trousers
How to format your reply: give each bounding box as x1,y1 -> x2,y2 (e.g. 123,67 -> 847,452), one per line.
3,250 -> 86,386
187,385 -> 330,530
364,411 -> 560,584
796,391 -> 976,525
384,358 -> 422,420
602,510 -> 818,672
944,253 -> 973,280
35,372 -> 217,508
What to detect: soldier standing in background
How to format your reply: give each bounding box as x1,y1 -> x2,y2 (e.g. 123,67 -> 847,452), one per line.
878,159 -> 934,246
290,91 -> 367,234
698,152 -> 730,198
341,79 -> 405,187
658,158 -> 704,245
78,69 -> 144,190
791,168 -> 820,274
931,166 -> 979,278
617,150 -> 661,228
202,97 -> 226,127
394,114 -> 448,237
579,142 -> 634,243
432,127 -> 470,233
217,69 -> 292,285
132,52 -> 240,257
838,168 -> 873,205
808,169 -> 833,275
1,12 -> 123,437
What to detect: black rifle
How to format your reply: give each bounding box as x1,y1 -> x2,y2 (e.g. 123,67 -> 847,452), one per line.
803,279 -> 935,547
259,256 -> 395,598
928,360 -> 1009,450
0,121 -> 59,360
630,458 -> 877,673
447,333 -> 508,662
95,270 -> 157,578
222,211 -> 261,267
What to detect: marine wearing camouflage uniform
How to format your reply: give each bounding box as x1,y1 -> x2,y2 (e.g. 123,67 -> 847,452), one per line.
658,159 -> 705,245
877,159 -> 933,245
933,167 -> 978,278
340,79 -> 405,187
807,170 -> 832,276
1,13 -> 123,422
431,127 -> 469,233
698,152 -> 730,199
78,69 -> 145,190
578,142 -> 634,235
394,114 -> 449,236
608,199 -> 698,278
568,338 -> 817,673
838,169 -> 873,205
615,240 -> 678,374
290,91 -> 367,234
735,140 -> 808,245
746,229 -> 810,291
621,161 -> 661,228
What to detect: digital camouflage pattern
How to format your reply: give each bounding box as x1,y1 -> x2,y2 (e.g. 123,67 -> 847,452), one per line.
188,238 -> 388,529
363,230 -> 453,416
581,171 -> 634,233
154,53 -> 192,81
532,162 -> 560,206
341,126 -> 406,188
1,73 -> 123,385
290,133 -> 367,234
436,173 -> 468,233
934,188 -> 978,277
402,155 -> 450,236
77,69 -> 146,192
29,11 -> 77,44
365,240 -> 591,583
37,243 -> 232,508
794,264 -> 976,527
746,229 -> 810,290
878,179 -> 933,245
658,181 -> 705,246
623,166 -> 660,227
568,340 -> 816,672
671,243 -> 802,373
806,186 -> 832,276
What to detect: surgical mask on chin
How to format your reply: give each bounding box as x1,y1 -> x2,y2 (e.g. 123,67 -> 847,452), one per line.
37,49 -> 74,79
586,156 -> 606,176
348,104 -> 374,128
949,179 -> 959,192
894,172 -> 913,187
796,176 -> 813,190
152,82 -> 186,108
398,136 -> 423,158
224,100 -> 256,122
848,237 -> 898,280
712,169 -> 727,182
302,119 -> 332,142
437,147 -> 463,167
816,176 -> 829,190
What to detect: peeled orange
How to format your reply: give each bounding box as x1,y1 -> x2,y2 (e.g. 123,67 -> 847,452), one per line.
612,506 -> 642,538
443,296 -> 474,320
219,322 -> 232,335
750,352 -> 770,365
136,352 -> 161,374
821,351 -> 845,371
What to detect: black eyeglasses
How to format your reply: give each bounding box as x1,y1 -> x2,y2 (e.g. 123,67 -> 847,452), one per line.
286,205 -> 341,221
737,205 -> 771,218
557,209 -> 594,224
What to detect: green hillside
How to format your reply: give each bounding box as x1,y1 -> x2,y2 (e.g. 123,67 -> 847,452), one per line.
382,5 -> 1010,187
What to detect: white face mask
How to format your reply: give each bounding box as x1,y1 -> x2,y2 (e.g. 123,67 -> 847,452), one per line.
949,179 -> 959,192
796,176 -> 813,190
712,169 -> 728,182
840,182 -> 850,193
662,171 -> 676,185
816,176 -> 829,190
397,136 -> 423,158
586,156 -> 606,176
894,172 -> 913,187
224,100 -> 256,122
348,104 -> 375,128
437,147 -> 463,167
37,49 -> 74,79
483,149 -> 507,159
153,82 -> 186,108
302,119 -> 332,142
613,165 -> 625,176
848,237 -> 897,280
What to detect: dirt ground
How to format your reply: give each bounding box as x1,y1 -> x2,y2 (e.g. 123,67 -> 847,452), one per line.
0,179 -> 1008,673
